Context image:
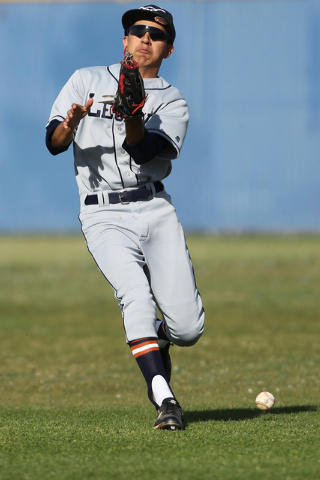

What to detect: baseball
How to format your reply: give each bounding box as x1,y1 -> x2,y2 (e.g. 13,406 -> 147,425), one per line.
255,391 -> 275,410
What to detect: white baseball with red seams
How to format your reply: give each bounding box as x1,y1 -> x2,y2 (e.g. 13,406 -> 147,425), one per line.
255,391 -> 275,410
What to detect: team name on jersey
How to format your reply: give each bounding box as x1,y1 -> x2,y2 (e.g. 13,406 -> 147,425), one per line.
87,93 -> 114,119
87,92 -> 152,123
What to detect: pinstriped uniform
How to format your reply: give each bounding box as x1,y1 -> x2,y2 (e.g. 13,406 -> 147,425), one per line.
48,64 -> 188,195
47,63 -> 204,346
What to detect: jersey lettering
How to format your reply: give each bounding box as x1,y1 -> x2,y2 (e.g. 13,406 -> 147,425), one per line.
86,92 -> 151,122
88,93 -> 101,117
101,103 -> 112,119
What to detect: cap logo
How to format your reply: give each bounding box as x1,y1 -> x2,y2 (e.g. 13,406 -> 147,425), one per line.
139,6 -> 166,14
154,16 -> 168,25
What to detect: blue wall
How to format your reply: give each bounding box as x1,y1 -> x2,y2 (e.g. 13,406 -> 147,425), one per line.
1,0 -> 320,232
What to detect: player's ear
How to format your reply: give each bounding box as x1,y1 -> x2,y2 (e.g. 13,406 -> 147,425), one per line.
163,44 -> 174,60
123,36 -> 128,52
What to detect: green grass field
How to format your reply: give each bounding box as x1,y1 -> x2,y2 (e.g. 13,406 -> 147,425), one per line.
0,234 -> 319,479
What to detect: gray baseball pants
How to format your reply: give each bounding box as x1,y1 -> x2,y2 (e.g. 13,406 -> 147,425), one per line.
79,190 -> 204,345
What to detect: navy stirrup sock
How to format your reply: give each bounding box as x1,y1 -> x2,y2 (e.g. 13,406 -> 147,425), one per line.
129,337 -> 173,408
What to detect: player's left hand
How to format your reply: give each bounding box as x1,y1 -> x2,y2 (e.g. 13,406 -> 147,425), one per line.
113,52 -> 147,118
63,98 -> 94,130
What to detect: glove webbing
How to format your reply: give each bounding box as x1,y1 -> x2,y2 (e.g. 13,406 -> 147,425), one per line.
112,53 -> 147,118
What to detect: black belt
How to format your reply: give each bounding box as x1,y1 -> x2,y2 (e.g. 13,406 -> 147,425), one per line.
84,181 -> 164,206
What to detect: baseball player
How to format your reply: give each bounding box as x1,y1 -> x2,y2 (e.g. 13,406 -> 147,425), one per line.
46,4 -> 204,430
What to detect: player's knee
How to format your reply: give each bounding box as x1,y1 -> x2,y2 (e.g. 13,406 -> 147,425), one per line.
173,315 -> 204,346
165,301 -> 205,347
174,327 -> 203,346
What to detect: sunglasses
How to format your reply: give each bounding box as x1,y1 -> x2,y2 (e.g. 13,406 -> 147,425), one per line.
127,25 -> 170,43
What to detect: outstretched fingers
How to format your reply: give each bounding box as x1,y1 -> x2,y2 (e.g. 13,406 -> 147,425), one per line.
63,98 -> 94,129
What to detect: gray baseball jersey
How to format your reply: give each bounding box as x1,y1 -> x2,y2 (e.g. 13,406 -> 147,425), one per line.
48,64 -> 189,195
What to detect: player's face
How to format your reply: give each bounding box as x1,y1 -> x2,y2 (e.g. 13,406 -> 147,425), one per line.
123,20 -> 174,78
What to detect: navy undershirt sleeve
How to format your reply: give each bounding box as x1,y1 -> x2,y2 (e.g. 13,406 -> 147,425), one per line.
46,120 -> 169,162
123,130 -> 169,165
45,119 -> 71,156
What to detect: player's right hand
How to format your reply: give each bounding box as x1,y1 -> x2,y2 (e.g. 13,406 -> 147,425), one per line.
63,98 -> 94,130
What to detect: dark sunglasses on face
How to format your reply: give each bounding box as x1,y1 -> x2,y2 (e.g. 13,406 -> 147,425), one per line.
127,25 -> 170,42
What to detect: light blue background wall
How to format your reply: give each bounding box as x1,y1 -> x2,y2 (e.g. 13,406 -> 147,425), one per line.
0,0 -> 320,232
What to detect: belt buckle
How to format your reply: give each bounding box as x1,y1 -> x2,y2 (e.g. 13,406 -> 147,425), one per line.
119,190 -> 130,205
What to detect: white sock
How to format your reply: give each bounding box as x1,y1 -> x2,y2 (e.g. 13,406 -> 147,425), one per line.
152,375 -> 173,407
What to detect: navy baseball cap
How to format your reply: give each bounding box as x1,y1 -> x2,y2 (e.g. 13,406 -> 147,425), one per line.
122,5 -> 176,44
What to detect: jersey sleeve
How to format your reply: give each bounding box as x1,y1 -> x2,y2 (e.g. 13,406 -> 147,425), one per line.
45,119 -> 70,156
144,95 -> 189,161
47,70 -> 85,125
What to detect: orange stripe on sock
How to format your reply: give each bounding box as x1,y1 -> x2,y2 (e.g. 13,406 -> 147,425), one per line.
133,346 -> 160,358
130,338 -> 148,344
130,340 -> 158,352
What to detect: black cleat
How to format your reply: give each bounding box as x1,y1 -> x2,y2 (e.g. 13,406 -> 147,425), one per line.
160,342 -> 172,383
154,398 -> 184,430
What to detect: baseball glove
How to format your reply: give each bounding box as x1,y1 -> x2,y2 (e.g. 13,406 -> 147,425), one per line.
113,52 -> 147,118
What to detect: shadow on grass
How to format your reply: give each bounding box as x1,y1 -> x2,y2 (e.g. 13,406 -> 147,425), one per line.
185,405 -> 317,424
